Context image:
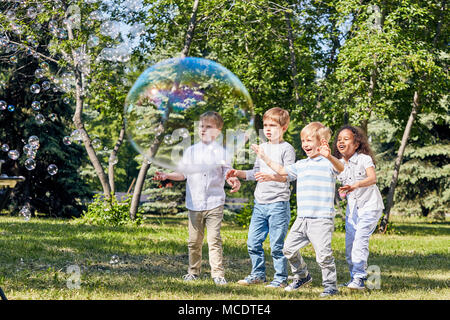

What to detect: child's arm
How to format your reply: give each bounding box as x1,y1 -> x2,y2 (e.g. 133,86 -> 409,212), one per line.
154,171 -> 186,181
319,140 -> 344,173
339,166 -> 377,194
254,172 -> 287,182
225,169 -> 247,180
251,144 -> 288,176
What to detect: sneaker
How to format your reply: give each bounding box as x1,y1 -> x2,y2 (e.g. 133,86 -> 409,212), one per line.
265,281 -> 287,288
338,279 -> 353,288
319,289 -> 339,297
213,276 -> 227,286
182,273 -> 199,281
347,278 -> 365,290
284,274 -> 312,292
237,275 -> 266,286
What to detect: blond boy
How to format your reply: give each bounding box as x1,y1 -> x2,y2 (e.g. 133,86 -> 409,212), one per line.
252,122 -> 344,297
154,111 -> 240,285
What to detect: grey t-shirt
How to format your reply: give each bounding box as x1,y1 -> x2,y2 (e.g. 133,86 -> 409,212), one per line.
245,141 -> 296,204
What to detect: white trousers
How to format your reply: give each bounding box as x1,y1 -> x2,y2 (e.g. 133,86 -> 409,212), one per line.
345,206 -> 382,280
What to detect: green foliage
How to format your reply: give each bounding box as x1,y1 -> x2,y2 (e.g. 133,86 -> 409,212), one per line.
234,202 -> 253,228
76,194 -> 142,226
370,98 -> 450,218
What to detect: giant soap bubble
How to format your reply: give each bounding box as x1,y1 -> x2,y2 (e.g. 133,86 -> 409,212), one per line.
124,57 -> 255,174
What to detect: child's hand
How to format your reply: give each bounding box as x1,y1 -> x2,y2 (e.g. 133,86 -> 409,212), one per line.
254,172 -> 273,182
251,144 -> 267,161
225,169 -> 238,180
338,184 -> 357,195
226,177 -> 241,193
319,139 -> 331,159
154,171 -> 168,181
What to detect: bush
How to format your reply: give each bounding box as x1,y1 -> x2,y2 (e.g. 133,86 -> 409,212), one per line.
234,202 -> 253,228
75,194 -> 143,226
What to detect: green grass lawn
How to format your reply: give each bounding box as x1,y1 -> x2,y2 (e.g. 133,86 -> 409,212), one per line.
0,214 -> 448,300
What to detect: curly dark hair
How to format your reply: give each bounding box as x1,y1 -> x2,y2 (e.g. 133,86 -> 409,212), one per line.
332,125 -> 376,165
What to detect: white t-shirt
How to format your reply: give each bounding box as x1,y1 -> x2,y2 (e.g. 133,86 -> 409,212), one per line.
337,152 -> 384,213
180,141 -> 231,211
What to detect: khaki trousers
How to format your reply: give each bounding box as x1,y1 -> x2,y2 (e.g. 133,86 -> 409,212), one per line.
188,205 -> 225,278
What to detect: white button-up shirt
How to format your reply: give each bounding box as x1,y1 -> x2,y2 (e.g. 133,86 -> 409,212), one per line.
180,141 -> 231,211
337,152 -> 384,214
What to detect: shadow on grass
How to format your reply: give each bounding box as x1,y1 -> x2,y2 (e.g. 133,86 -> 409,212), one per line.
390,220 -> 450,236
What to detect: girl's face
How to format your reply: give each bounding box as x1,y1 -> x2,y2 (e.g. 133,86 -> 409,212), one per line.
336,129 -> 359,160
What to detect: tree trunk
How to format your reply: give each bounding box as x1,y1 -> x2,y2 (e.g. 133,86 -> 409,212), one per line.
284,11 -> 306,123
108,119 -> 126,195
129,0 -> 200,219
379,90 -> 419,233
65,16 -> 111,198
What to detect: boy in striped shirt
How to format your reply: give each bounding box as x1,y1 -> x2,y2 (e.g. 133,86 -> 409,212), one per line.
252,122 -> 344,297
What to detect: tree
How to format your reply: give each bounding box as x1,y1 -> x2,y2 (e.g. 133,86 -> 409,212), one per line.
0,32 -> 90,217
128,0 -> 200,219
0,0 -> 147,209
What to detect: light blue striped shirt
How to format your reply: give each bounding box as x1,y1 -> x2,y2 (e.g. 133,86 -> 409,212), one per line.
286,156 -> 338,218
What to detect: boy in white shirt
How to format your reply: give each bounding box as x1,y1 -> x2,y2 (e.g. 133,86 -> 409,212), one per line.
154,111 -> 240,285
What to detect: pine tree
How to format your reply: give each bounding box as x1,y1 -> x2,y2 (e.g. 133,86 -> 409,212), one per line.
0,32 -> 90,218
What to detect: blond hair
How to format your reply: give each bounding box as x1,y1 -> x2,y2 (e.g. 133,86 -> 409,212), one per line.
301,122 -> 332,142
263,107 -> 290,128
199,111 -> 224,129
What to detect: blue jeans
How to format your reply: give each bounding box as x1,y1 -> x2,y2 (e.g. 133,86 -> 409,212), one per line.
247,201 -> 291,284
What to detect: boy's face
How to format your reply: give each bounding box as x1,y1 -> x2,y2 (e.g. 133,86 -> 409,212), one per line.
263,119 -> 287,143
301,132 -> 321,158
198,118 -> 221,143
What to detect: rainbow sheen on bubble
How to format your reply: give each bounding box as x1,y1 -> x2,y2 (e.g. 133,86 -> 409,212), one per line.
124,57 -> 254,174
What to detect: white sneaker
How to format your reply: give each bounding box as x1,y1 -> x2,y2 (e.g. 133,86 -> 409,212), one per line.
347,278 -> 365,290
213,276 -> 227,286
182,273 -> 199,281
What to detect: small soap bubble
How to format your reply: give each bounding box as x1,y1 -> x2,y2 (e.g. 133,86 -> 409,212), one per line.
49,113 -> 57,121
35,113 -> 45,125
47,164 -> 58,175
1,144 -> 9,152
20,206 -> 32,221
28,135 -> 39,147
42,81 -> 51,91
109,255 -> 120,265
63,136 -> 72,145
70,129 -> 82,141
34,68 -> 45,78
0,100 -> 6,110
30,83 -> 41,94
24,158 -> 36,170
8,150 -> 20,160
31,101 -> 41,111
7,105 -> 15,112
87,35 -> 100,48
109,154 -> 118,165
92,138 -> 101,149
39,61 -> 50,70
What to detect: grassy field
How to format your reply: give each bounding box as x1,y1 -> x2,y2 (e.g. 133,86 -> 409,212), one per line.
0,214 -> 448,300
